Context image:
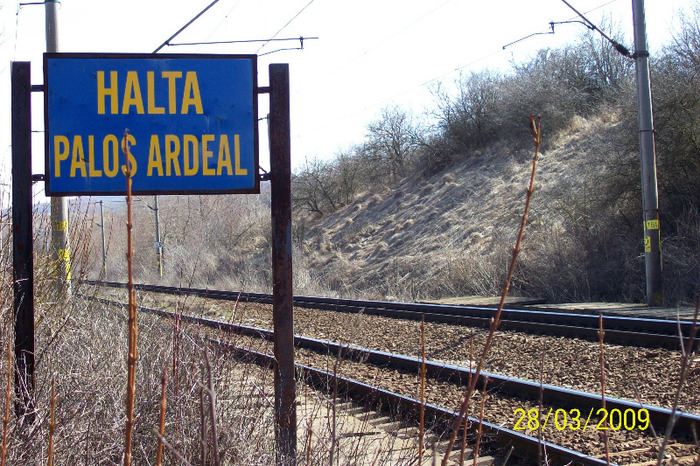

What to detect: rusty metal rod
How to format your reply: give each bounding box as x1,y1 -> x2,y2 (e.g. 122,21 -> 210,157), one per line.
122,132 -> 138,466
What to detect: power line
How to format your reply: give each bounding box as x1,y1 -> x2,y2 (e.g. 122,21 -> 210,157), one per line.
256,0 -> 316,54
169,36 -> 318,48
300,0 -> 452,92
559,0 -> 632,57
311,47 -> 504,135
314,0 -> 625,133
196,0 -> 244,51
153,1 -> 317,55
502,0 -> 623,51
341,0 -> 452,67
152,0 -> 221,53
13,0 -> 23,61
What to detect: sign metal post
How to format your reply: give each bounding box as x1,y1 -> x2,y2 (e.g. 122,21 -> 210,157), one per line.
269,63 -> 296,464
11,61 -> 36,422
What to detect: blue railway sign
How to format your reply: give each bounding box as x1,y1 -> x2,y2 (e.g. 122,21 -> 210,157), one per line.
44,53 -> 259,195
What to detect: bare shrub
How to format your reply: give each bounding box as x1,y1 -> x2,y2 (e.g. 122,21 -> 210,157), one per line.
660,207 -> 700,304
433,69 -> 503,152
363,105 -> 421,182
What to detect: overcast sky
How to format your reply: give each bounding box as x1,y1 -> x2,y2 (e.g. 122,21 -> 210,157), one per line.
0,0 -> 695,200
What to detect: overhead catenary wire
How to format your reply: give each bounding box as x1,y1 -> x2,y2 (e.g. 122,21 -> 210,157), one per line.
152,0 -> 221,53
168,36 -> 318,48
257,36 -> 315,56
11,0 -> 23,64
196,0 -> 243,51
503,0 -> 617,50
300,0 -> 452,92
502,22 -> 557,50
293,0 -> 458,131
503,0 -> 631,57
150,0 -> 317,55
312,0 -> 627,134
558,0 -> 632,57
255,0 -> 316,54
311,47 -> 504,134
502,20 -> 594,50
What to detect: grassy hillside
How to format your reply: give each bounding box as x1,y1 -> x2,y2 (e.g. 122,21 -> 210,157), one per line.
288,10 -> 700,305
296,112 -> 648,302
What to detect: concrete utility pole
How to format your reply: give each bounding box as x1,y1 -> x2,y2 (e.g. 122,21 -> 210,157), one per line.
46,0 -> 71,295
632,0 -> 663,306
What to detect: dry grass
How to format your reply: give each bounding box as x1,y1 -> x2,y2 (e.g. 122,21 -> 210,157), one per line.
287,112 -> 698,305
74,114 -> 658,304
0,181 -> 697,465
0,187 -> 429,464
0,102 -> 696,464
1,288 -> 441,464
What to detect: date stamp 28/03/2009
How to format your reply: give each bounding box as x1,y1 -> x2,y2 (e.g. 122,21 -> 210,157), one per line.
513,407 -> 650,432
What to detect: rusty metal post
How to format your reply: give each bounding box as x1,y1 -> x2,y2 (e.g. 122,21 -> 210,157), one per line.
11,61 -> 36,422
269,63 -> 296,464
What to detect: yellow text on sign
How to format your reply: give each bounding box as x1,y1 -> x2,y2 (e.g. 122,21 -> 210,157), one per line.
52,133 -> 247,178
97,70 -> 203,115
53,134 -> 137,178
146,134 -> 247,177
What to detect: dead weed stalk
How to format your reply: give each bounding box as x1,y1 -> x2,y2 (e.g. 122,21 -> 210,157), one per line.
203,347 -> 220,466
156,368 -> 167,466
1,339 -> 11,466
419,315 -> 426,464
47,377 -> 55,466
459,338 -> 474,465
305,418 -> 314,465
656,296 -> 700,465
598,314 -> 610,465
472,377 -> 488,466
122,131 -> 139,466
441,115 -> 543,466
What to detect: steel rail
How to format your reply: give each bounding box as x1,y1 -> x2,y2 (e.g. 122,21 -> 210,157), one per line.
87,280 -> 698,349
217,343 -> 613,466
80,293 -> 612,464
85,294 -> 700,441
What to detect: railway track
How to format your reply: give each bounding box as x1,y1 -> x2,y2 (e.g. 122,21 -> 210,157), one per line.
86,293 -> 700,465
88,280 -> 698,349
